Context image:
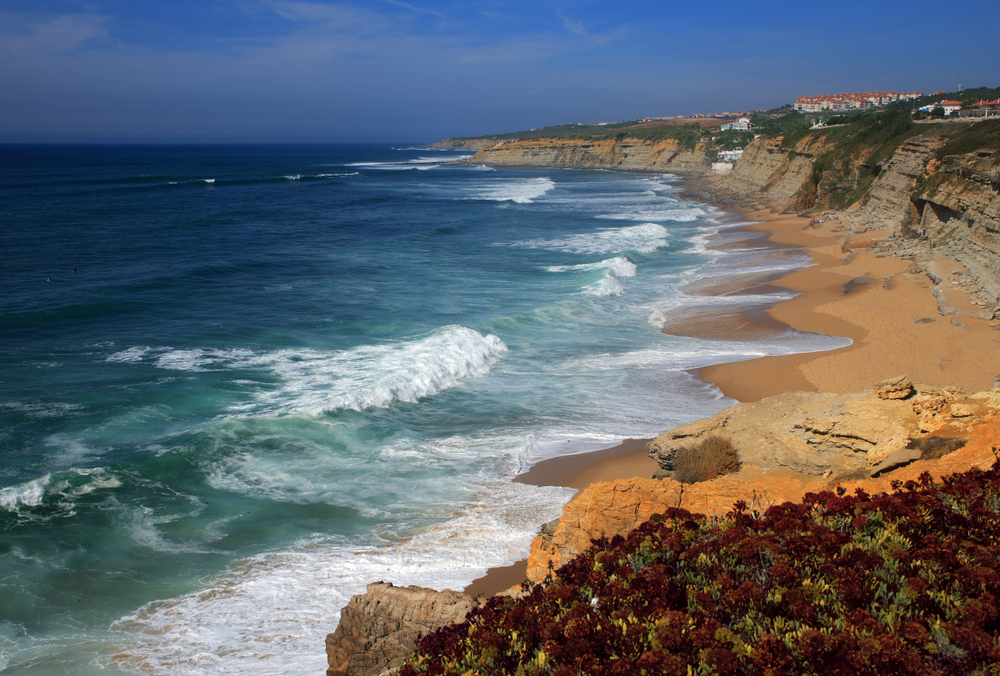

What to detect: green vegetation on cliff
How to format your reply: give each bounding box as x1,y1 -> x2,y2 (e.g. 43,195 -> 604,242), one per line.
401,463 -> 1000,676
448,120 -> 704,147
790,110 -> 930,209
936,119 -> 1000,162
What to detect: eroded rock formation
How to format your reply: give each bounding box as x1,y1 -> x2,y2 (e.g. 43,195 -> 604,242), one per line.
647,380 -> 999,478
325,582 -> 478,676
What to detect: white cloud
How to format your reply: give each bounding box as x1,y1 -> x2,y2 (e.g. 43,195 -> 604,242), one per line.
0,12 -> 109,56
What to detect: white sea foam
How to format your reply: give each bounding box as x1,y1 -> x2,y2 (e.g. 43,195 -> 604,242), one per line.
0,401 -> 83,419
546,256 -> 637,277
347,156 -> 470,171
111,347 -> 254,372
111,480 -> 572,676
106,346 -> 151,362
469,177 -> 555,203
202,179 -> 215,184
281,175 -> 301,181
586,275 -> 625,297
0,475 -> 51,511
546,256 -> 637,297
580,331 -> 852,373
45,434 -> 103,465
598,204 -> 707,222
512,222 -> 668,254
0,468 -> 123,514
231,326 -> 508,416
108,327 -> 507,416
126,505 -> 213,555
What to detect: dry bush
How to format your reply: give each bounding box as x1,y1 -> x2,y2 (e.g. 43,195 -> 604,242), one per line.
673,436 -> 742,484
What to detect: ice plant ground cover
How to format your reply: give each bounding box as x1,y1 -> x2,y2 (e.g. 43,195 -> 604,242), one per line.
402,461 -> 1000,675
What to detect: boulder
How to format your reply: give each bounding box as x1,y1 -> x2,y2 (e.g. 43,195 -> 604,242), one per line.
874,375 -> 914,400
325,582 -> 479,676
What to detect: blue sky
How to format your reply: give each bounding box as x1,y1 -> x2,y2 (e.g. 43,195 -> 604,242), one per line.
2,0 -> 997,143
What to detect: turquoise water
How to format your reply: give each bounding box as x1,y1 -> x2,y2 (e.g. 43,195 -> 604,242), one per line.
0,145 -> 849,674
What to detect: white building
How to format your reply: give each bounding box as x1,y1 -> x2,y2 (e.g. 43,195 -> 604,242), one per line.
720,117 -> 753,132
919,100 -> 962,115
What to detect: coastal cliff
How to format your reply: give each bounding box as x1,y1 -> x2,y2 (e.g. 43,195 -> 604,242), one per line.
705,120 -> 1000,306
463,137 -> 712,175
849,126 -> 1000,304
720,135 -> 833,203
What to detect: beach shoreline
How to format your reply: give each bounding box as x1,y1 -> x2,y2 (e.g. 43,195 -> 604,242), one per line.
464,200 -> 1000,598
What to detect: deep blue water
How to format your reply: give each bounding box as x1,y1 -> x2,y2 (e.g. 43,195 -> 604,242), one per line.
0,144 -> 848,675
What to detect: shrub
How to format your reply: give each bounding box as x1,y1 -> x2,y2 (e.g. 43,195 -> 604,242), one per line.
401,461 -> 1000,676
673,436 -> 742,484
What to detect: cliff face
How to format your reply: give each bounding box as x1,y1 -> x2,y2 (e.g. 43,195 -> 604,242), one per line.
846,131 -> 947,233
719,135 -> 831,203
841,124 -> 1000,305
325,582 -> 478,676
465,138 -> 712,175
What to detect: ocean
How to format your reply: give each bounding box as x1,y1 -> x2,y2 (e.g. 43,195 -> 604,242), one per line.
0,144 -> 849,675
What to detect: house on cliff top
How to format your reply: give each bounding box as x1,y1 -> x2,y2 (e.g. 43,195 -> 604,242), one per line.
720,117 -> 753,131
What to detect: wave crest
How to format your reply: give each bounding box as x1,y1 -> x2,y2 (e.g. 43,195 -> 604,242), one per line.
107,327 -> 508,416
511,222 -> 668,254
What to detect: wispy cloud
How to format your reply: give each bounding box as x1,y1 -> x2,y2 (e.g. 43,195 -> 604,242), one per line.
556,11 -> 586,36
265,1 -> 388,31
382,0 -> 443,18
0,12 -> 109,55
554,10 -> 626,47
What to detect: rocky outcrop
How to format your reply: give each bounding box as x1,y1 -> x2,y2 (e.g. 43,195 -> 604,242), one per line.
647,381 -> 1000,478
524,472 -> 814,581
464,137 -> 711,175
717,135 -> 831,204
846,131 -> 947,234
911,151 -> 1000,304
325,582 -> 478,676
525,406 -> 1000,586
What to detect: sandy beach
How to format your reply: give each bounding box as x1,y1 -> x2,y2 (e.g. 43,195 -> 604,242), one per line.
464,204 -> 1000,598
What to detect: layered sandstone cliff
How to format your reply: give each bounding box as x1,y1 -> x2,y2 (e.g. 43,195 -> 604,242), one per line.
464,137 -> 712,175
718,135 -> 832,203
